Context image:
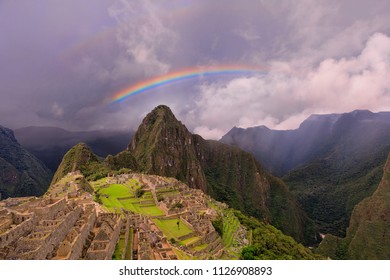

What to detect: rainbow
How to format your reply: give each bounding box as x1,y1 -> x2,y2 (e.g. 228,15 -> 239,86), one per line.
111,65 -> 267,103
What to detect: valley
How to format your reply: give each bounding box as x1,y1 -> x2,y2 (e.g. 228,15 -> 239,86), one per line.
222,110 -> 390,237
1,105 -> 389,260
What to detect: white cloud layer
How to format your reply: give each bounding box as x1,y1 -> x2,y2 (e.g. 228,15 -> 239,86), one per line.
192,33 -> 390,139
108,0 -> 177,76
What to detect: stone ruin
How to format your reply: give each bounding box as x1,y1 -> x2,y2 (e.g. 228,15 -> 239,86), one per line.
0,172 -> 244,260
0,194 -> 123,260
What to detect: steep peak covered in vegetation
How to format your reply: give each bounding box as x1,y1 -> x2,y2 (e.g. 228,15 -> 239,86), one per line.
51,143 -> 100,184
128,105 -> 208,192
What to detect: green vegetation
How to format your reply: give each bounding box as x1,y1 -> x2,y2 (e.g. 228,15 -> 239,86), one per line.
105,151 -> 138,171
211,217 -> 223,237
266,174 -> 315,244
221,210 -> 240,247
100,184 -> 130,197
152,218 -> 193,241
0,126 -> 52,198
316,234 -> 348,260
112,234 -> 126,260
241,226 -> 319,260
285,145 -> 390,237
53,142 -> 140,188
135,188 -> 145,198
126,105 -> 308,244
240,223 -> 322,260
229,209 -> 322,260
125,228 -> 134,260
92,181 -> 164,216
181,236 -> 200,246
51,143 -> 101,185
201,140 -> 309,244
317,154 -> 390,259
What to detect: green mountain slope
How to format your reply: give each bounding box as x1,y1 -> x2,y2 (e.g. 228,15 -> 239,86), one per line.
235,210 -> 322,260
0,125 -> 52,198
128,105 -> 208,192
285,144 -> 389,236
51,143 -> 101,184
222,110 -> 390,236
317,152 -> 390,259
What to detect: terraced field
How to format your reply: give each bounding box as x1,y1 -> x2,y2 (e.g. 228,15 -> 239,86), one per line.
90,176 -> 238,259
152,218 -> 193,241
221,209 -> 240,246
91,179 -> 164,216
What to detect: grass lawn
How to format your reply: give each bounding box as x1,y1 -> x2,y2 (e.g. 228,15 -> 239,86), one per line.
100,184 -> 131,197
193,244 -> 208,252
152,218 -> 193,239
181,236 -> 200,246
90,178 -> 108,189
112,235 -> 126,260
101,196 -> 123,212
173,248 -> 195,260
138,205 -> 165,216
116,198 -> 138,212
94,181 -> 164,216
125,228 -> 133,260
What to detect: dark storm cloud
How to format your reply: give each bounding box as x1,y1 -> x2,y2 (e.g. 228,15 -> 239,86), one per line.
1,0 -> 390,139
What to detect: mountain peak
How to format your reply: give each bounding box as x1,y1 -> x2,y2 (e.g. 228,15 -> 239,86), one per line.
51,142 -> 100,184
129,105 -> 187,151
143,104 -> 178,124
0,125 -> 52,198
128,105 -> 205,189
0,125 -> 17,144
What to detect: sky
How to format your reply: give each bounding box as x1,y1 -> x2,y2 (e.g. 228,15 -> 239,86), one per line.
1,0 -> 390,139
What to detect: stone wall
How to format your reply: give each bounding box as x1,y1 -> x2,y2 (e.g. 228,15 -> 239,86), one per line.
86,213 -> 122,260
54,204 -> 97,259
33,198 -> 67,220
14,205 -> 82,260
0,215 -> 35,248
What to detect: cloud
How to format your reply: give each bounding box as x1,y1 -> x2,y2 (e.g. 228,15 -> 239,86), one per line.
108,0 -> 177,76
51,103 -> 64,118
1,0 -> 390,136
193,126 -> 226,140
191,32 -> 390,139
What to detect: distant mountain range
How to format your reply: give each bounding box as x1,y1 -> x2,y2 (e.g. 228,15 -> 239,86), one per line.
0,126 -> 52,199
14,127 -> 133,172
221,110 -> 390,236
221,110 -> 390,176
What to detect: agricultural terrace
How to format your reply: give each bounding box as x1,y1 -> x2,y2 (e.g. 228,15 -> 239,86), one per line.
90,178 -> 164,216
152,218 -> 193,241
